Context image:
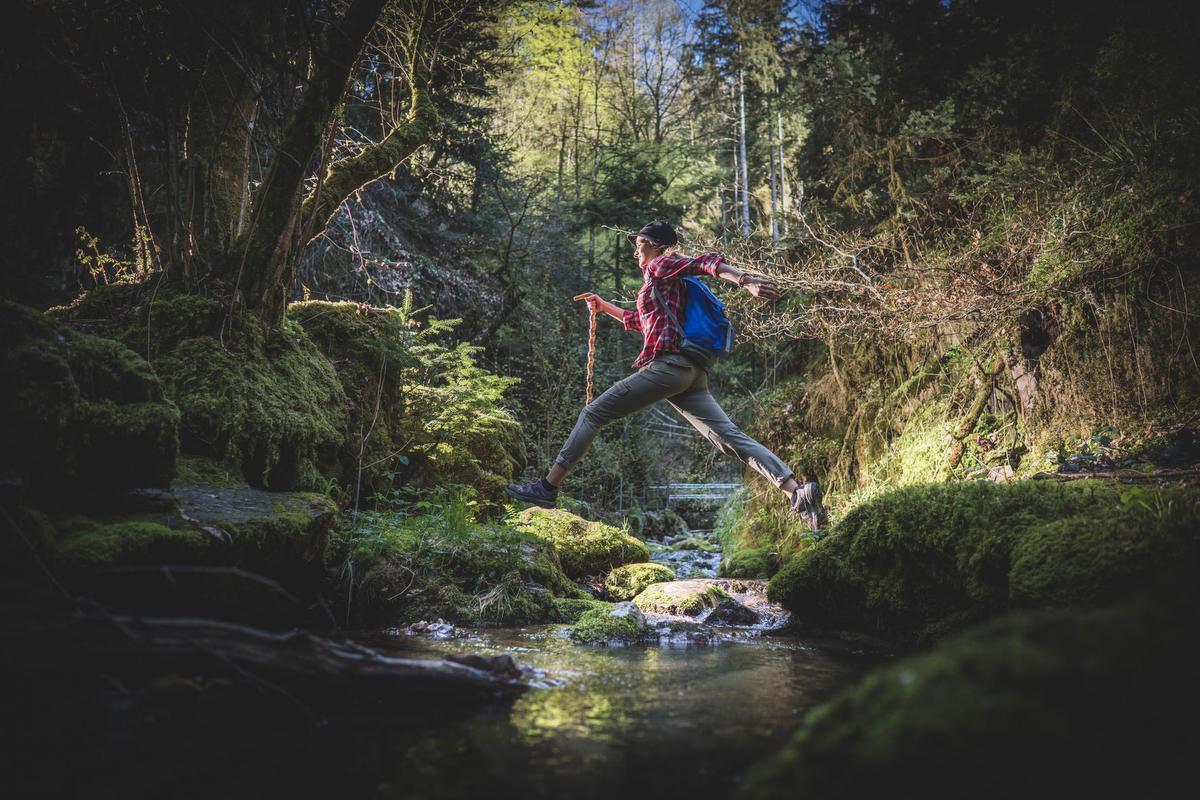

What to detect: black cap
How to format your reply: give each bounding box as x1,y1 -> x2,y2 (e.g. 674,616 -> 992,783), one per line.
626,220 -> 678,247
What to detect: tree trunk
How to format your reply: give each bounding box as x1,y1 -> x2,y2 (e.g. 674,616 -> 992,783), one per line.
778,108 -> 788,235
738,67 -> 750,237
768,94 -> 778,243
184,13 -> 268,263
226,0 -> 388,322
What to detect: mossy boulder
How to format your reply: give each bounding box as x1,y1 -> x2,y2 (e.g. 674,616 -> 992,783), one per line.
570,601 -> 650,645
633,579 -> 730,617
0,299 -> 178,497
552,596 -> 614,623
345,513 -> 585,627
720,547 -> 779,579
622,508 -> 689,539
173,479 -> 336,592
673,536 -> 721,553
742,580 -> 1200,800
39,476 -> 335,584
53,518 -> 214,568
768,480 -> 1200,641
513,508 -> 650,578
289,300 -> 524,506
52,289 -> 348,491
604,562 -> 675,601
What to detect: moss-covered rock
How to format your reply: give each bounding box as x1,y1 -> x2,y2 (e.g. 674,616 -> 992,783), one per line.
604,562 -> 675,601
154,307 -> 348,490
633,579 -> 730,617
742,579 -> 1200,799
343,509 -> 586,627
570,601 -> 650,645
0,299 -> 178,497
53,289 -> 348,491
622,508 -> 689,539
173,480 -> 337,592
672,536 -> 721,553
289,300 -> 524,506
552,596 -> 614,623
768,480 -> 1200,640
720,547 -> 779,579
54,518 -> 213,568
513,508 -> 650,578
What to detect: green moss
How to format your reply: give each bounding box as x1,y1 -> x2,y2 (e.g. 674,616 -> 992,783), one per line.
552,596 -> 614,623
55,519 -> 211,567
720,547 -> 779,579
768,480 -> 1200,641
342,505 -> 585,626
74,400 -> 179,489
672,536 -> 721,553
633,579 -> 729,616
155,319 -> 348,491
569,605 -> 648,644
0,300 -> 179,496
175,454 -> 241,487
512,508 -> 651,578
742,579 -> 1199,799
604,562 -> 675,601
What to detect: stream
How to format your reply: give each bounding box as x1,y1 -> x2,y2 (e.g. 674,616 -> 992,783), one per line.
339,503 -> 886,799
353,622 -> 881,799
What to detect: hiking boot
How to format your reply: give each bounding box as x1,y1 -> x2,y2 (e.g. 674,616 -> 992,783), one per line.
790,480 -> 828,531
506,477 -> 559,509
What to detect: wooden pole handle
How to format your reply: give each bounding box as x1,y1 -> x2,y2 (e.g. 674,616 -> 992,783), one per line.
573,293 -> 592,302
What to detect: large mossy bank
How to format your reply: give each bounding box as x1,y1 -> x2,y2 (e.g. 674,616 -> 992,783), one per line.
742,579 -> 1200,800
744,478 -> 1200,798
48,290 -> 523,503
768,480 -> 1200,641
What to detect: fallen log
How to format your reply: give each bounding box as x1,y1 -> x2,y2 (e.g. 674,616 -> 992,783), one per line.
1031,467 -> 1200,483
0,604 -> 526,714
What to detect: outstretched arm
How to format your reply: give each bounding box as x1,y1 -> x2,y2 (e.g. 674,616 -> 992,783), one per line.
713,261 -> 781,300
650,252 -> 781,300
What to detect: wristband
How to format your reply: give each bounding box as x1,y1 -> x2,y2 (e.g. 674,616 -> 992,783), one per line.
737,272 -> 751,287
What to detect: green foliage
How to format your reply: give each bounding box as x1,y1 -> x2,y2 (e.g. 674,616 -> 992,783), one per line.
768,480 -> 1200,641
290,297 -> 523,507
73,225 -> 155,287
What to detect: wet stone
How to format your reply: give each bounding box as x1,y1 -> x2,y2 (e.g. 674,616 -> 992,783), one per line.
705,598 -> 760,626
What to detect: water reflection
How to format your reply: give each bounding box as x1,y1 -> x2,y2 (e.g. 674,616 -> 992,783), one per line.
365,626 -> 879,800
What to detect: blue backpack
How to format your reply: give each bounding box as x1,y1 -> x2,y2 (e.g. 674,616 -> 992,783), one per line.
652,276 -> 734,367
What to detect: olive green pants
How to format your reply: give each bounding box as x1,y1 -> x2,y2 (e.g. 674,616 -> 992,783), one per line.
554,353 -> 794,487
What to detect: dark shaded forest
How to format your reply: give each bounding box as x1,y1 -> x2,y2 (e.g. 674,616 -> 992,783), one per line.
2,1 -> 1198,798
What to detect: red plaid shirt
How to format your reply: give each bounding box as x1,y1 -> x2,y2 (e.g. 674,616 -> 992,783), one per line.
621,252 -> 725,368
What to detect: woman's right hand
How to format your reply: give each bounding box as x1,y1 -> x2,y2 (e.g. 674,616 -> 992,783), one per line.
580,292 -> 605,314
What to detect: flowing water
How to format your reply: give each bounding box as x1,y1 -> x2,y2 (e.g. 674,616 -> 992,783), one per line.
355,623 -> 884,799
323,498 -> 884,799
353,508 -> 881,800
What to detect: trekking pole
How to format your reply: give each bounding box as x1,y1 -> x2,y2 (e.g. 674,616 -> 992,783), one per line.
573,293 -> 598,404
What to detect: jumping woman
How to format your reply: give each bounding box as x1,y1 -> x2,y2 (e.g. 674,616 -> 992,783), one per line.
507,220 -> 828,530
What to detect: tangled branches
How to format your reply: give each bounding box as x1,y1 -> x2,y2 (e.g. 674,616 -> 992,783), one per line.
684,211 -> 1039,345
